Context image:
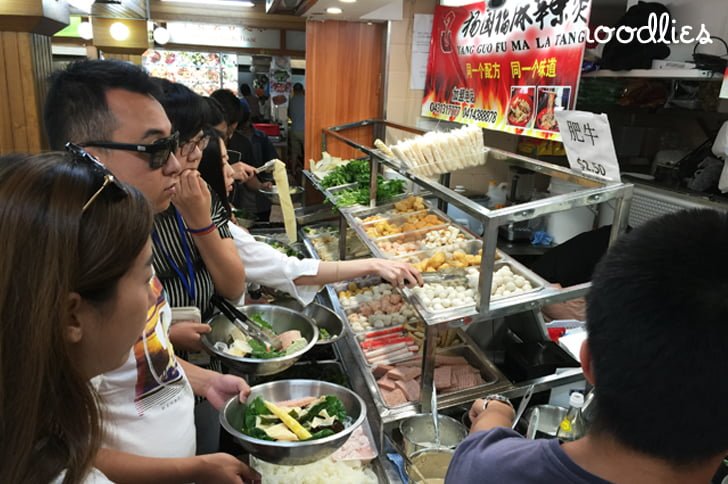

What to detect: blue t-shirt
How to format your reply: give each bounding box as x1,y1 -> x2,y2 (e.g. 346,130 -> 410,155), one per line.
446,428 -> 612,483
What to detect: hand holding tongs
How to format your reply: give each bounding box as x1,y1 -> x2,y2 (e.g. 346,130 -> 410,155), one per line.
210,295 -> 279,350
255,159 -> 277,174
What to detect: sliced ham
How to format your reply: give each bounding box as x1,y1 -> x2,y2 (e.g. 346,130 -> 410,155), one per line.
452,367 -> 485,390
276,330 -> 302,350
276,396 -> 318,408
395,378 -> 421,402
377,377 -> 396,391
387,366 -> 422,382
382,388 -> 408,407
434,366 -> 453,390
372,364 -> 394,379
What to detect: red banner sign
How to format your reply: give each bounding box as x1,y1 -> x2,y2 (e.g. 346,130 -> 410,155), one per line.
421,0 -> 592,141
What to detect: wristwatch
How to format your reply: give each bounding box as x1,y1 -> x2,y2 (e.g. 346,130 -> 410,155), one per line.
482,394 -> 514,411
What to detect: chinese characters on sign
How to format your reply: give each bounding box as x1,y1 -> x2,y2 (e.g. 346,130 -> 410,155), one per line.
421,0 -> 592,141
555,110 -> 621,182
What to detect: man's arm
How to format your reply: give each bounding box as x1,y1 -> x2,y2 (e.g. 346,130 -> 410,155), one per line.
468,398 -> 516,434
95,448 -> 259,484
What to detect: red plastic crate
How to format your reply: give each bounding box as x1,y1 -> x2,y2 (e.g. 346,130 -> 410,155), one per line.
253,123 -> 281,137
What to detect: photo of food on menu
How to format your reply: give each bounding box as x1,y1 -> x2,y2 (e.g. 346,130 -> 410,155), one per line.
506,86 -> 535,128
535,86 -> 571,132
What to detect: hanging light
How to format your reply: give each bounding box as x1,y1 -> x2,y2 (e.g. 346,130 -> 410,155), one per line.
78,20 -> 93,40
109,22 -> 130,41
153,25 -> 170,45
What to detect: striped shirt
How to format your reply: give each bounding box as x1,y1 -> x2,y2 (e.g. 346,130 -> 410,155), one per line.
152,191 -> 232,319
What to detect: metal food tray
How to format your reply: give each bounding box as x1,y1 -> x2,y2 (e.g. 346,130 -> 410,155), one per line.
370,342 -> 503,409
371,224 -> 453,257
395,239 -> 486,266
407,260 -> 547,318
348,198 -> 433,221
336,295 -> 420,336
302,224 -> 371,261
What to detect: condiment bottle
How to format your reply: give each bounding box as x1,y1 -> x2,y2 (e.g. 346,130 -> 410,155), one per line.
556,392 -> 586,442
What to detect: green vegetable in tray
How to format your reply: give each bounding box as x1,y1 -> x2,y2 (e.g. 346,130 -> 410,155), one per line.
320,159 -> 370,188
333,178 -> 406,208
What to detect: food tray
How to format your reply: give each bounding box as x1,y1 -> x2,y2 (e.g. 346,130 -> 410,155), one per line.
302,224 -> 370,261
372,224 -> 452,257
337,289 -> 421,334
349,196 -> 432,221
394,239 -> 489,269
408,261 -> 545,316
371,343 -> 502,409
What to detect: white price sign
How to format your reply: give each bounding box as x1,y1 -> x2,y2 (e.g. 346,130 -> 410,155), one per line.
554,110 -> 621,182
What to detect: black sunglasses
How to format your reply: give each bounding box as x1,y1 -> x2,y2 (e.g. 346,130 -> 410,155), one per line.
65,143 -> 128,212
81,131 -> 179,170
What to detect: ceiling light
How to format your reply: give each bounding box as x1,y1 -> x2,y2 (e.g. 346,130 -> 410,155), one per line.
78,21 -> 93,40
339,0 -> 356,3
326,7 -> 342,14
109,22 -> 130,41
153,26 -> 170,45
160,0 -> 254,6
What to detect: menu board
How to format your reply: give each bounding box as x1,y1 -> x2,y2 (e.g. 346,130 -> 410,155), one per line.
142,49 -> 238,96
421,0 -> 592,141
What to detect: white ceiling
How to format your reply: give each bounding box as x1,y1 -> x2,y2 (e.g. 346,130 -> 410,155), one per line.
304,0 -> 403,23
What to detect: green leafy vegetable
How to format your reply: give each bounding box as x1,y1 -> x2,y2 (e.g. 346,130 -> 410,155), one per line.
249,338 -> 284,359
319,328 -> 331,340
300,396 -> 347,424
241,397 -> 274,440
307,429 -> 335,440
250,313 -> 273,331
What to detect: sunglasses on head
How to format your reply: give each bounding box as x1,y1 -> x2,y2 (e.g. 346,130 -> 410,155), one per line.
80,131 -> 179,170
65,142 -> 128,212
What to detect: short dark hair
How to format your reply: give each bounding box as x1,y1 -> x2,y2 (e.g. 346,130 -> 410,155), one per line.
151,78 -> 205,143
44,59 -> 161,150
293,82 -> 304,93
202,97 -> 226,133
211,89 -> 247,126
586,209 -> 728,464
240,83 -> 252,96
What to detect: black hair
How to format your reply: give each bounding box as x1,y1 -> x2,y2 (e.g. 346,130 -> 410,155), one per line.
210,89 -> 248,126
293,82 -> 304,93
151,78 -> 205,143
202,96 -> 226,134
586,209 -> 728,464
240,83 -> 252,96
43,59 -> 161,150
199,132 -> 231,219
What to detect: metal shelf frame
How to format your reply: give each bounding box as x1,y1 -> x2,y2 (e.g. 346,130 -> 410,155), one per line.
315,118 -> 633,417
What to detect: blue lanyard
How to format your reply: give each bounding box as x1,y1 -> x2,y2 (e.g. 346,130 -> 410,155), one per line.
152,209 -> 196,302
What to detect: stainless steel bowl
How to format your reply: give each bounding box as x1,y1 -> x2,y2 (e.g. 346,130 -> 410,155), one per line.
302,303 -> 345,346
260,185 -> 304,205
400,413 -> 468,457
201,304 -> 318,376
220,379 -> 366,465
252,235 -> 304,259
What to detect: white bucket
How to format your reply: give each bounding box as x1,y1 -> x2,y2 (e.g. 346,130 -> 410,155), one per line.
546,179 -> 595,244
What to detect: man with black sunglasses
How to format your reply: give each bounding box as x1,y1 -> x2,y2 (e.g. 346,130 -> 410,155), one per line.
44,59 -> 257,484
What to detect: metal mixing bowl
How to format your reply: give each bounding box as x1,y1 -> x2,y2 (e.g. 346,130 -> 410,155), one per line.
201,304 -> 318,376
220,379 -> 366,465
260,185 -> 304,205
302,303 -> 345,346
400,413 -> 468,457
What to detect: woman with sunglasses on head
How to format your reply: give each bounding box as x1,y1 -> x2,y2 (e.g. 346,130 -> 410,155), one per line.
0,151 -> 154,483
199,101 -> 425,307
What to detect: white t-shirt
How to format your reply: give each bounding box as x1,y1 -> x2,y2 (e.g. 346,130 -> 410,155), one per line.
92,277 -> 196,458
52,468 -> 113,484
229,221 -> 320,305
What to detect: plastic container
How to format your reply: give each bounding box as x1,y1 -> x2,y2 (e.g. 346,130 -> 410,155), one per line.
545,179 -> 596,244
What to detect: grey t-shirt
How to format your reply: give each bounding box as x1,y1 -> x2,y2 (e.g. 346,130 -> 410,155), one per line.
446,428 -> 612,483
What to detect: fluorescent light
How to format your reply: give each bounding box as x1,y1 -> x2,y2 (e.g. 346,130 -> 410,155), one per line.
161,0 -> 254,6
326,7 -> 342,14
78,21 -> 93,40
109,22 -> 130,41
340,0 -> 357,3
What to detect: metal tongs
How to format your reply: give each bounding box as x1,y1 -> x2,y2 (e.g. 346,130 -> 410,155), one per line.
255,159 -> 277,174
210,295 -> 279,350
421,269 -> 469,283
